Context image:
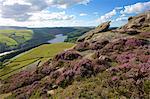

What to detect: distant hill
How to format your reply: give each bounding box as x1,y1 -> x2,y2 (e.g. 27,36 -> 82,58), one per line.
0,27 -> 91,53
0,29 -> 54,53
0,26 -> 27,30
29,27 -> 92,35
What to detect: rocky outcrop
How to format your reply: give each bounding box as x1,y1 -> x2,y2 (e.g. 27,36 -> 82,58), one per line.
140,32 -> 150,38
74,39 -> 110,52
94,21 -> 111,33
77,21 -> 111,42
114,11 -> 150,34
53,50 -> 82,61
74,42 -> 90,51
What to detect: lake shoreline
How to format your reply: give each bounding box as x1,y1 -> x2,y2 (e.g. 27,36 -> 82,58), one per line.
0,34 -> 67,62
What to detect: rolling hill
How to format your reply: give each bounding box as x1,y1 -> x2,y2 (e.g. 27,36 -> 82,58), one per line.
0,30 -> 33,52
0,27 -> 92,53
0,29 -> 55,53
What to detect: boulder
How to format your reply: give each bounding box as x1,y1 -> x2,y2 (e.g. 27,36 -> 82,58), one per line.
140,32 -> 150,38
114,11 -> 150,34
47,90 -> 55,96
54,50 -> 82,61
95,21 -> 111,32
77,21 -> 111,42
90,40 -> 109,50
74,42 -> 90,51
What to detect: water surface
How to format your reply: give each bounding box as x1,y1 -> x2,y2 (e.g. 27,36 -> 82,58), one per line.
48,34 -> 67,43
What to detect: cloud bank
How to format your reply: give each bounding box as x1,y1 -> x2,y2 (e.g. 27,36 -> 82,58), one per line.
0,0 -> 90,21
97,1 -> 150,25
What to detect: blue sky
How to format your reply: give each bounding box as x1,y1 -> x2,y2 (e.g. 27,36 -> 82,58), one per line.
0,0 -> 149,27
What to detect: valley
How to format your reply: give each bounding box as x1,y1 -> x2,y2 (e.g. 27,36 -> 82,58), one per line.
0,27 -> 91,64
0,2 -> 149,98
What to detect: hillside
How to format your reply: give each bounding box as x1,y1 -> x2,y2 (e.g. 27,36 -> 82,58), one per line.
0,27 -> 91,53
0,26 -> 27,30
0,30 -> 33,52
0,12 -> 149,99
64,27 -> 93,43
0,29 -> 55,53
0,27 -> 91,65
0,42 -> 74,80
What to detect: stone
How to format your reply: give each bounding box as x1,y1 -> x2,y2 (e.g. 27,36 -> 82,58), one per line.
77,21 -> 111,42
115,11 -> 150,34
140,32 -> 150,38
47,90 -> 55,95
74,42 -> 90,51
54,50 -> 82,61
95,21 -> 111,32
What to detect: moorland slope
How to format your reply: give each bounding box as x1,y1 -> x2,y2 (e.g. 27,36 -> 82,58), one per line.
0,11 -> 149,99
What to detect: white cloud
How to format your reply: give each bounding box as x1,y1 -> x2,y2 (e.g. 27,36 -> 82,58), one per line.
115,13 -> 128,22
96,1 -> 150,26
115,7 -> 123,10
0,0 -> 48,21
93,12 -> 98,14
0,0 -> 91,21
121,1 -> 150,14
0,17 -> 92,27
115,1 -> 150,23
2,0 -> 31,5
79,13 -> 87,16
47,0 -> 91,9
29,11 -> 75,21
115,16 -> 128,22
0,4 -> 32,21
97,9 -> 117,23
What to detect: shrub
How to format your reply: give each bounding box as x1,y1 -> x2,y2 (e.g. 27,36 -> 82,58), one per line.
116,52 -> 136,64
0,62 -> 4,69
74,42 -> 90,51
125,38 -> 145,48
140,32 -> 150,38
90,40 -> 109,50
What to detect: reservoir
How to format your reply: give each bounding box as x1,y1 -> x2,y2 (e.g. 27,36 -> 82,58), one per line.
0,34 -> 67,57
0,51 -> 14,57
48,34 -> 67,43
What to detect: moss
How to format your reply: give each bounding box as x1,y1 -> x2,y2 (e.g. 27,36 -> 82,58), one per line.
110,62 -> 118,67
30,90 -> 42,99
144,80 -> 150,94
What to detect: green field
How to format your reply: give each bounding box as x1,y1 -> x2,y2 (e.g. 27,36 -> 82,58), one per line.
0,30 -> 33,46
0,42 -> 75,80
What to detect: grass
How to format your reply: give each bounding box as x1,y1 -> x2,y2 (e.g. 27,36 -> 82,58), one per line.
0,34 -> 18,46
54,72 -> 106,99
0,29 -> 33,46
0,42 -> 75,80
0,93 -> 12,99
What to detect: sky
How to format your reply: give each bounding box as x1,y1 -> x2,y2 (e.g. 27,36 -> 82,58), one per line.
0,0 -> 150,27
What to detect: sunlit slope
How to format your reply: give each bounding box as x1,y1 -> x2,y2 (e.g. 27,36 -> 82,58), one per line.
0,42 -> 75,80
0,30 -> 33,46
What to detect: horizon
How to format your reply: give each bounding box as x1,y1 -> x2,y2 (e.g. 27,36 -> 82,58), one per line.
0,0 -> 150,27
0,25 -> 96,28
